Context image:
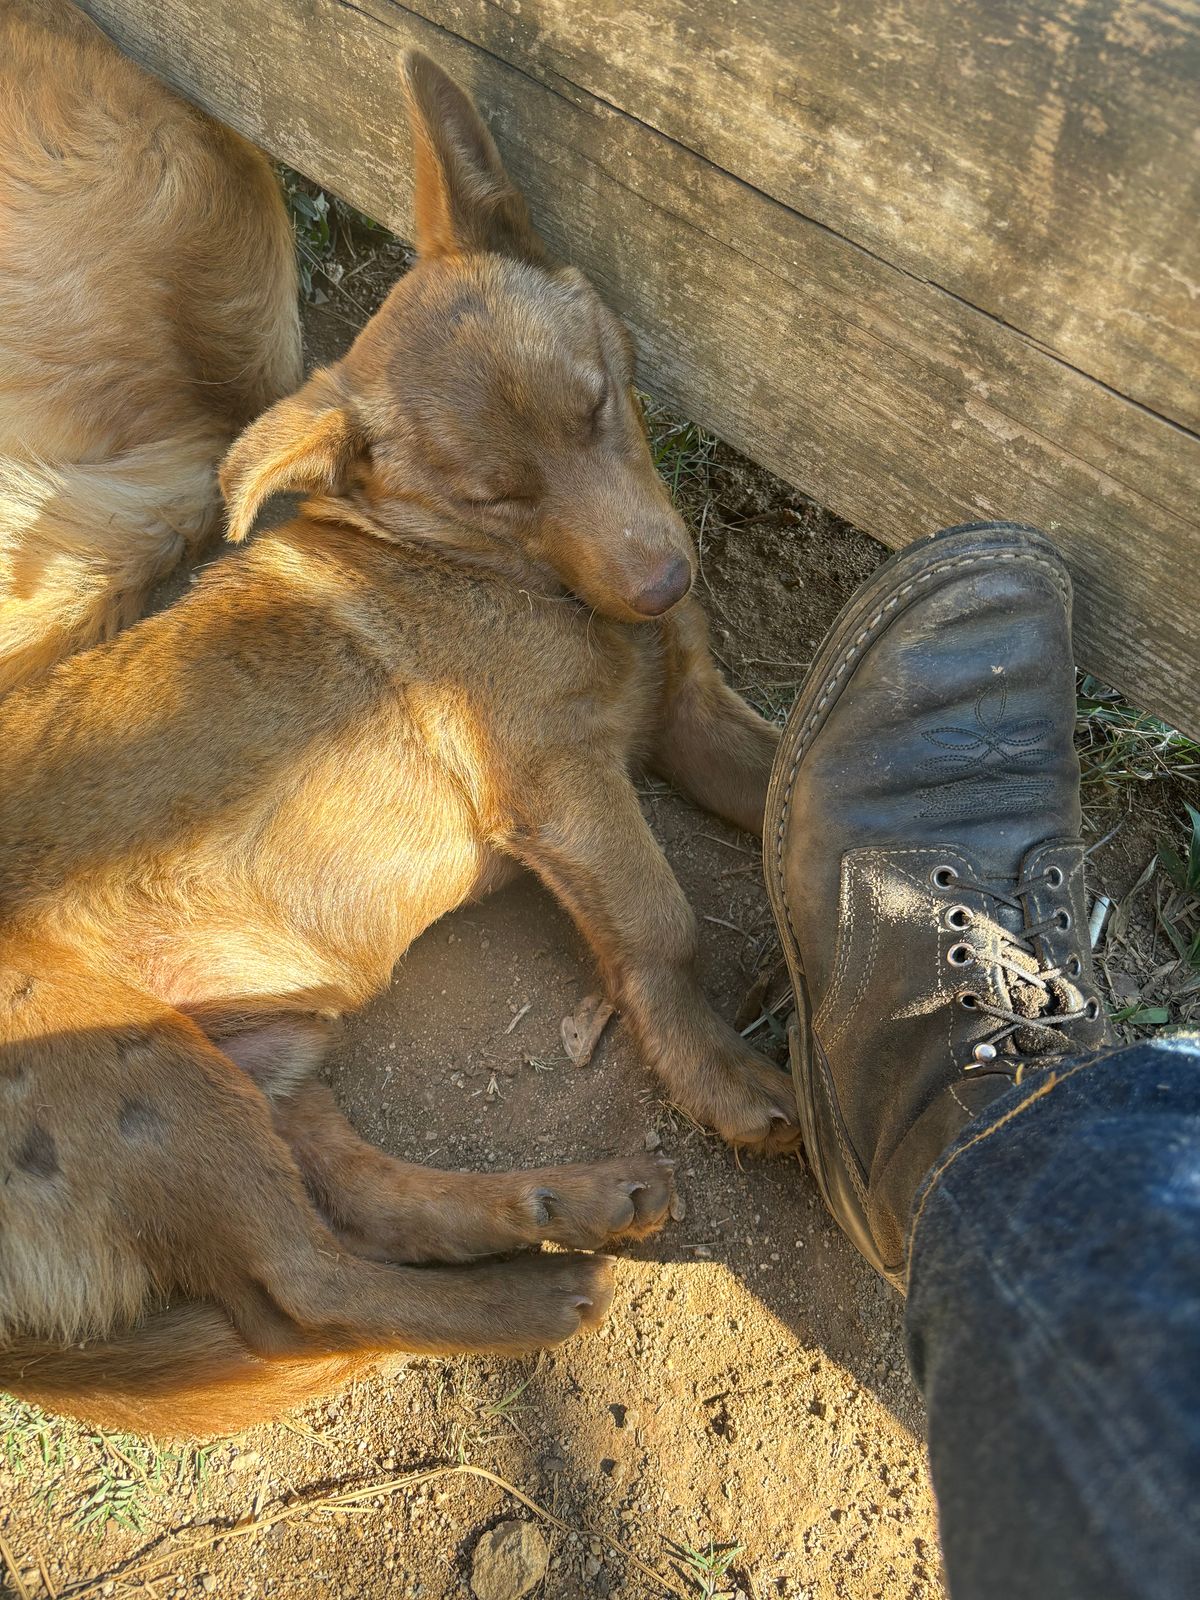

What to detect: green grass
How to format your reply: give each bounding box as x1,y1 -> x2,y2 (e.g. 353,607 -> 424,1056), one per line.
283,177 -> 332,301
479,1373 -> 535,1425
644,397 -> 721,500
1155,800 -> 1200,975
281,171 -> 386,303
666,1536 -> 746,1598
2,1395 -> 214,1539
1072,678 -> 1199,1033
78,1436 -> 178,1536
1075,674 -> 1200,793
76,1433 -> 214,1538
2,1397 -> 64,1512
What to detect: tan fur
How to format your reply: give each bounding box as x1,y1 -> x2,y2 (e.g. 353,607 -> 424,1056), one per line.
0,44 -> 794,1436
0,0 -> 301,692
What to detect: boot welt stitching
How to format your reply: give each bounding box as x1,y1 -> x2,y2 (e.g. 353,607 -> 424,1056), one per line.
771,551 -> 1071,955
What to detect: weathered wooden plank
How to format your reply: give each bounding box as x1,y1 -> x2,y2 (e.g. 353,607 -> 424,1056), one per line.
79,0 -> 1200,736
405,0 -> 1200,434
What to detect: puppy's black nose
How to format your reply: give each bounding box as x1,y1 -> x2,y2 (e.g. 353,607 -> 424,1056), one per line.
629,555 -> 692,616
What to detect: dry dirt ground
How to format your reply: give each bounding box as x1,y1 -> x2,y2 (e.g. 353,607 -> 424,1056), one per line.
2,213 -> 1197,1600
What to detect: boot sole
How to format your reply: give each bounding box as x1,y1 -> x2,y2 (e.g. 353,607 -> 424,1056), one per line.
763,522 -> 1071,1266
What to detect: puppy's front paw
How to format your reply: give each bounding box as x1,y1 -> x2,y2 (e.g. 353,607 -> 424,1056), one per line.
675,1039 -> 802,1157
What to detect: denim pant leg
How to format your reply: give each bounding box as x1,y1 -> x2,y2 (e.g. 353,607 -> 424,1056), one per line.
905,1037 -> 1200,1600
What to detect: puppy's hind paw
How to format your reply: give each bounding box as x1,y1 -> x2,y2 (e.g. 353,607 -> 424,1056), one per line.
518,1155 -> 675,1250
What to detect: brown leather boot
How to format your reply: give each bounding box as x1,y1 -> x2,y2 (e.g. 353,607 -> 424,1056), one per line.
764,524 -> 1114,1286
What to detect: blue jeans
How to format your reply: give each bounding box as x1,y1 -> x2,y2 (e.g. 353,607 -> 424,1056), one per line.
906,1037 -> 1200,1600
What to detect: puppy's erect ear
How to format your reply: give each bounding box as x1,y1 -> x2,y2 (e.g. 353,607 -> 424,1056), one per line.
400,49 -> 548,264
220,371 -> 367,543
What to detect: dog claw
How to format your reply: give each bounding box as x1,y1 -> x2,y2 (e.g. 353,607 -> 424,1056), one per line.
526,1166 -> 675,1248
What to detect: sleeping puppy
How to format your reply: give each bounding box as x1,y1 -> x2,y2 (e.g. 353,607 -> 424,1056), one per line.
0,48 -> 793,1436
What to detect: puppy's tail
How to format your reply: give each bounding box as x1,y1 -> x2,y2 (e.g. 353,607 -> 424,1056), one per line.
0,1304 -> 376,1439
0,424 -> 228,695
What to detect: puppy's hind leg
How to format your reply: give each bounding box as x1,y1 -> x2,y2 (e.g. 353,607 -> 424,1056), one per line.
208,1016 -> 673,1262
0,969 -> 618,1430
190,1057 -> 617,1359
270,1079 -> 674,1263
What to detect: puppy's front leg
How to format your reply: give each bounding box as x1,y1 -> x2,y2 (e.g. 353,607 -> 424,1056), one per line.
651,598 -> 780,836
507,761 -> 800,1154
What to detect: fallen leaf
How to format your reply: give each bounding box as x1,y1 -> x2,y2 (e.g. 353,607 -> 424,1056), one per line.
560,994 -> 614,1067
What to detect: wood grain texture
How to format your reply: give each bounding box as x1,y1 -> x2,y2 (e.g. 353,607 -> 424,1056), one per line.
79,0 -> 1200,734
404,0 -> 1200,432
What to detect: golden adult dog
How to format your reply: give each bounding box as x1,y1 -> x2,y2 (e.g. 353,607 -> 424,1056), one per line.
0,16 -> 797,1434
0,0 -> 300,690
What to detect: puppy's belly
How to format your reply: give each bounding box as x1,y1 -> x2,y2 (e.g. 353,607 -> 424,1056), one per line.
464,847 -> 523,903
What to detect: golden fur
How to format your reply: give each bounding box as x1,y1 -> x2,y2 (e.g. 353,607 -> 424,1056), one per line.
0,0 -> 301,691
0,31 -> 797,1435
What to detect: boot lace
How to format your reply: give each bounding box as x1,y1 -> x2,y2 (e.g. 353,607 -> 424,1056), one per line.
932,864 -> 1099,1070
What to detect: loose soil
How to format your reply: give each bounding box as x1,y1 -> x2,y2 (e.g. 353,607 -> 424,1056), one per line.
2,222 -> 1194,1600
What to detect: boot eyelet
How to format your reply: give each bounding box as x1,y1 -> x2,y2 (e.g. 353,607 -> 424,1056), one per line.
1044,866 -> 1065,888
944,905 -> 973,931
947,942 -> 975,967
971,1041 -> 998,1064
1066,955 -> 1082,978
1084,998 -> 1101,1020
1055,910 -> 1072,931
930,865 -> 958,890
958,991 -> 980,1010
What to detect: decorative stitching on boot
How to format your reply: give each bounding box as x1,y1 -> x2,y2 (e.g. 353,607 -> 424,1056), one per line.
771,551 -> 1070,956
916,681 -> 1057,819
916,776 -> 1053,820
814,859 -> 883,1046
921,682 -> 1052,768
825,882 -> 882,1051
812,859 -> 859,1036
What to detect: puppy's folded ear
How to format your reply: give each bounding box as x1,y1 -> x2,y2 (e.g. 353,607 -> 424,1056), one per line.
220,371 -> 367,543
400,49 -> 548,265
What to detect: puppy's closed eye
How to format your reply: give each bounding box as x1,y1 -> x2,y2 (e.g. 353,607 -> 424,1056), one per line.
460,491 -> 534,514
